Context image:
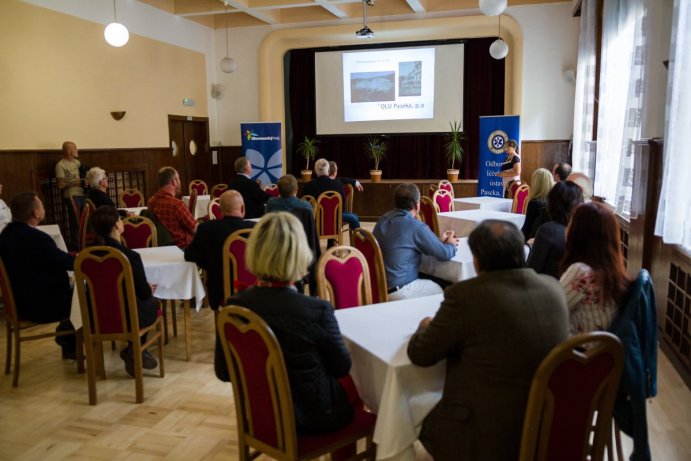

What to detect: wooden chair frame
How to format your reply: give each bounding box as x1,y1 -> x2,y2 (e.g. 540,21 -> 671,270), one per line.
352,228 -> 387,304
216,306 -> 376,461
189,179 -> 209,196
316,191 -> 345,246
419,196 -> 440,236
208,198 -> 222,220
222,229 -> 255,302
74,246 -> 165,404
437,180 -> 454,198
210,183 -> 228,199
78,199 -> 96,250
519,332 -> 624,461
344,183 -> 355,213
316,246 -> 372,309
119,188 -> 145,208
302,195 -> 317,211
432,188 -> 454,213
512,184 -> 531,214
121,215 -> 158,248
0,258 -> 82,387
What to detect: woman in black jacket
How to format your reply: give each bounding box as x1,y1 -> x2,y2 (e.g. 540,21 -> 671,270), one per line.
216,211 -> 354,435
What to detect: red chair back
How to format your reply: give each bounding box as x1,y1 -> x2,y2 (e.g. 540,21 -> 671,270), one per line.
208,198 -> 222,220
264,184 -> 280,197
519,332 -> 624,461
302,195 -> 317,211
352,228 -> 387,304
189,179 -> 208,196
223,229 -> 256,300
508,180 -> 522,199
437,180 -> 454,197
512,184 -> 531,214
344,183 -> 354,213
433,189 -> 454,213
419,196 -> 440,236
121,216 -> 157,248
211,183 -> 228,199
79,199 -> 96,250
316,192 -> 343,244
316,246 -> 372,309
119,188 -> 144,208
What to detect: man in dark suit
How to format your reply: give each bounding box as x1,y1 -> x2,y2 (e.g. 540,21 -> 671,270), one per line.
407,220 -> 569,461
227,156 -> 270,219
184,190 -> 255,310
0,191 -> 76,358
302,158 -> 360,234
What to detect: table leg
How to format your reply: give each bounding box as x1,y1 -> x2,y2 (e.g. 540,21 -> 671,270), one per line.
184,300 -> 191,361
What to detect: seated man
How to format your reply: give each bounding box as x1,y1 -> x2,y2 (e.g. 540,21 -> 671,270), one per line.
228,156 -> 270,219
552,162 -> 572,182
0,191 -> 76,358
407,220 -> 569,461
266,174 -> 313,214
373,183 -> 458,300
86,167 -> 116,208
303,158 -> 360,233
147,166 -> 197,248
329,161 -> 363,192
184,190 -> 255,310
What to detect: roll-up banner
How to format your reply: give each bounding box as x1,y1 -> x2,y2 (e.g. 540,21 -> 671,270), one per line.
477,115 -> 521,197
240,122 -> 283,187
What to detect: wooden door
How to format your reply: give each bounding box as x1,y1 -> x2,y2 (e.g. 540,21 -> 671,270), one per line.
168,115 -> 214,192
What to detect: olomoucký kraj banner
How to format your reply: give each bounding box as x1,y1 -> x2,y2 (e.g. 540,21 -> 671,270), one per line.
477,115 -> 521,197
240,122 -> 283,187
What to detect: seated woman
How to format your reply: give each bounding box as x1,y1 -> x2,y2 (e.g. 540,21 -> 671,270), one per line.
527,180 -> 583,278
521,168 -> 554,240
215,212 -> 354,435
86,167 -> 116,208
90,206 -> 159,376
560,202 -> 630,336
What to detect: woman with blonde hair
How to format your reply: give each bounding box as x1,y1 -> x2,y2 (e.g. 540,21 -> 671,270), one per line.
215,212 -> 355,434
521,168 -> 554,240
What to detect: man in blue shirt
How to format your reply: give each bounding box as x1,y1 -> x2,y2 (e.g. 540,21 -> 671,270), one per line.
373,183 -> 458,300
266,174 -> 314,214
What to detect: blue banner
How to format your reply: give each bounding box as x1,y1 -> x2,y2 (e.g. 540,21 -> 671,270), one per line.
240,122 -> 283,187
477,115 -> 521,197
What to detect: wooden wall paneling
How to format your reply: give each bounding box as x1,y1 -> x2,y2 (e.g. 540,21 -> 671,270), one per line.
520,140 -> 571,187
216,146 -> 244,186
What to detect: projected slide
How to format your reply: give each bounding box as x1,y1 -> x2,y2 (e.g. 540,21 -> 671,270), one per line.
343,48 -> 435,122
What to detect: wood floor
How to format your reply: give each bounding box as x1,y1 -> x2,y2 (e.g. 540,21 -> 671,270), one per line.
1,305 -> 689,460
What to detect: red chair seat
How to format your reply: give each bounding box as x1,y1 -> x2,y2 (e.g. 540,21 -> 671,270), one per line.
297,408 -> 376,456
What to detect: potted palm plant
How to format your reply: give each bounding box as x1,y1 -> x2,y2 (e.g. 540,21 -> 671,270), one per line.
444,121 -> 464,182
365,136 -> 388,183
296,136 -> 319,182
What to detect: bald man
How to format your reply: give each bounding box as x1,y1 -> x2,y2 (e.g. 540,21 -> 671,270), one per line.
184,190 -> 255,309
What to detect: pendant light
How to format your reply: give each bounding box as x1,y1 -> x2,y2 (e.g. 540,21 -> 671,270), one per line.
356,0 -> 374,39
219,3 -> 236,73
489,14 -> 509,60
104,0 -> 129,47
479,0 -> 507,16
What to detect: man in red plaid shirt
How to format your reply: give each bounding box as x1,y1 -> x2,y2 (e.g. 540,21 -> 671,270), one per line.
147,166 -> 197,248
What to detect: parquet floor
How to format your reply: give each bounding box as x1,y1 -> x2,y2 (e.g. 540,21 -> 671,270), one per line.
0,304 -> 689,460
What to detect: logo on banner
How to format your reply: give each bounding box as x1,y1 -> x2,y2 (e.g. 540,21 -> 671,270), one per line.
487,130 -> 509,154
244,130 -> 280,142
244,130 -> 257,141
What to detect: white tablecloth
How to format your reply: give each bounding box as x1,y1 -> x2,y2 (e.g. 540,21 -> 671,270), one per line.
453,196 -> 513,212
119,207 -> 147,216
420,237 -> 476,283
182,194 -> 211,219
437,210 -> 526,238
37,224 -> 68,253
70,246 -> 205,329
335,295 -> 445,461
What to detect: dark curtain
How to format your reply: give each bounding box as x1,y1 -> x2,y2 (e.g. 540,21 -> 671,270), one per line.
286,38 -> 504,180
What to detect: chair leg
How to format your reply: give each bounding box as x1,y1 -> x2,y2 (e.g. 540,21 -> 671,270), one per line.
184,300 -> 192,361
132,340 -> 144,403
171,300 -> 178,338
161,300 -> 169,344
12,327 -> 20,387
84,339 -> 98,405
5,322 -> 11,375
157,319 -> 165,378
614,423 -> 624,461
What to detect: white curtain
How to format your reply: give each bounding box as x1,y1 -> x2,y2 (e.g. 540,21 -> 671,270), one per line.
594,0 -> 648,214
655,0 -> 691,249
571,0 -> 598,177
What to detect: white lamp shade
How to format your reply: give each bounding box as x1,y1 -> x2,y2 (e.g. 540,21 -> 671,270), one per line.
489,38 -> 509,59
220,57 -> 236,73
479,0 -> 507,16
104,22 -> 129,47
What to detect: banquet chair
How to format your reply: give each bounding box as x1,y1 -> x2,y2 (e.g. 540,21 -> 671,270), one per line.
352,228 -> 387,304
316,191 -> 346,246
78,199 -> 96,250
216,306 -> 376,461
512,184 -> 531,214
187,190 -> 198,216
432,189 -> 454,213
437,179 -> 454,197
121,216 -> 157,249
518,332 -> 624,461
1,258 -> 81,387
208,198 -> 222,220
119,188 -> 145,208
344,183 -> 354,213
223,229 -> 256,300
264,184 -> 280,197
419,196 -> 440,236
210,183 -> 228,199
316,246 -> 372,309
188,179 -> 208,196
507,180 -> 522,199
74,246 -> 165,405
302,195 -> 317,211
